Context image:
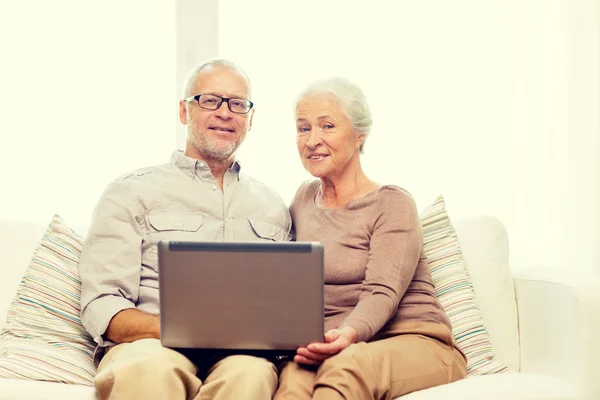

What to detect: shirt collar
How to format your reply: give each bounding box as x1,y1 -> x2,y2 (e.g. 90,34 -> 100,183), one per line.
170,150 -> 242,177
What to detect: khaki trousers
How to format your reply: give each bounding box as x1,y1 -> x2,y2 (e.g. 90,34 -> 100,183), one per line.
94,338 -> 278,400
274,323 -> 467,400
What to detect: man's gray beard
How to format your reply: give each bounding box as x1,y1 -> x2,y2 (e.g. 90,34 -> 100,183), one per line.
187,127 -> 239,162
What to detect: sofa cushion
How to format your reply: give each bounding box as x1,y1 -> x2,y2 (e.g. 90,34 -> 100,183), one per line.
400,373 -> 578,400
420,196 -> 508,375
0,377 -> 96,400
0,219 -> 48,324
453,216 -> 520,371
0,215 -> 96,385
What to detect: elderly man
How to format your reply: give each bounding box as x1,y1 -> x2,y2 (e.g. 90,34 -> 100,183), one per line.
79,59 -> 291,400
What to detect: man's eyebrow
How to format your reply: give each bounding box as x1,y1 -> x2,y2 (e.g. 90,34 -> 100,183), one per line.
296,118 -> 309,123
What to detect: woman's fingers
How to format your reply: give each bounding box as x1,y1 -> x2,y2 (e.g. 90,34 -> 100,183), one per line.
293,354 -> 322,365
324,329 -> 342,342
296,328 -> 355,365
297,347 -> 331,361
294,340 -> 348,365
308,336 -> 349,355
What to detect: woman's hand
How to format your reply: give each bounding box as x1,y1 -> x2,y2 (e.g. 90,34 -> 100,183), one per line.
294,326 -> 359,366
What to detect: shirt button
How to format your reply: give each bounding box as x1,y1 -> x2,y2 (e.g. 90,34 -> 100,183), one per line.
211,184 -> 218,190
188,171 -> 194,177
199,162 -> 206,168
174,221 -> 183,228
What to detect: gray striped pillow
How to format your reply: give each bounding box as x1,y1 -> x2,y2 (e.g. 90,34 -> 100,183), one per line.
420,195 -> 508,375
0,215 -> 96,385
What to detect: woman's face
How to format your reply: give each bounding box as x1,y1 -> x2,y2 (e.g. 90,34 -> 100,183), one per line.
295,94 -> 364,179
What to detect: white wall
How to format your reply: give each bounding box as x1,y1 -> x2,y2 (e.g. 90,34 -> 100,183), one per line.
0,1 -> 176,226
217,0 -> 600,272
510,0 -> 600,272
175,0 -> 218,148
1,1 -> 598,273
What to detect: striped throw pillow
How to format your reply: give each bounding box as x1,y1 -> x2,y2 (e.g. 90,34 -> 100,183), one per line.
0,215 -> 96,385
420,195 -> 508,375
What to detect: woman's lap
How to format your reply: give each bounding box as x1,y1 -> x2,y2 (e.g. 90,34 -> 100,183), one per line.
275,332 -> 466,400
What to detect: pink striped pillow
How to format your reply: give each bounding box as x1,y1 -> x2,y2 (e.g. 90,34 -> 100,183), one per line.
420,195 -> 508,375
0,215 -> 96,385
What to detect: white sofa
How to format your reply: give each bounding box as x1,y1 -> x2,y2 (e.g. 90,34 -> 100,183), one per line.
0,216 -> 598,399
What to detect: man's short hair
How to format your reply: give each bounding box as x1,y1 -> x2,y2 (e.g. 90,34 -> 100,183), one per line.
181,59 -> 252,100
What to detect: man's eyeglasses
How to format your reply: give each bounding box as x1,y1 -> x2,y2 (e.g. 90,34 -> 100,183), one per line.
184,94 -> 254,114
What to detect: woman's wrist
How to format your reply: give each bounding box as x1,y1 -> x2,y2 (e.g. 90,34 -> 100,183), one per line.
340,326 -> 359,344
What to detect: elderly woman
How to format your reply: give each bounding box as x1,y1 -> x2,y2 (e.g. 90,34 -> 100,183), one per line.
274,79 -> 467,400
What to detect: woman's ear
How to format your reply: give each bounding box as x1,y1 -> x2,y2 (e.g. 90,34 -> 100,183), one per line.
356,133 -> 366,150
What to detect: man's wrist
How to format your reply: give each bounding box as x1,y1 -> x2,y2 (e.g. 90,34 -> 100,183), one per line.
152,315 -> 161,339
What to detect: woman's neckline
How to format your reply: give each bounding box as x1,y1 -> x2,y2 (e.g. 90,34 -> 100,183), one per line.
312,181 -> 386,210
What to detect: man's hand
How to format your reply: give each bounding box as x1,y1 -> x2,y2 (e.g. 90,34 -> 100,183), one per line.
294,326 -> 358,366
105,309 -> 160,344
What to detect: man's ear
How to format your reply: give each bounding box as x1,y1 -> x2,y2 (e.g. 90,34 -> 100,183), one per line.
179,100 -> 188,125
248,108 -> 255,131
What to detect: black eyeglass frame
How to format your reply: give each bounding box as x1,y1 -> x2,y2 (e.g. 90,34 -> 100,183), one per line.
184,94 -> 254,114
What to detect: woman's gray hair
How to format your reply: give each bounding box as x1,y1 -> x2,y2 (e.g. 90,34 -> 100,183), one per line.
295,77 -> 373,153
181,59 -> 252,99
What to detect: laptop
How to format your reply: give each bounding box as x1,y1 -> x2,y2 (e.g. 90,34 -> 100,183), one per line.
157,240 -> 324,356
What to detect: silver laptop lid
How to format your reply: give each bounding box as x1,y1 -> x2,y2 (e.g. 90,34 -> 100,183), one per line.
158,241 -> 324,351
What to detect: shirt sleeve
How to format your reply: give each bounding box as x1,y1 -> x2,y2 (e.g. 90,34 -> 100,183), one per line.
79,179 -> 142,347
340,190 -> 423,342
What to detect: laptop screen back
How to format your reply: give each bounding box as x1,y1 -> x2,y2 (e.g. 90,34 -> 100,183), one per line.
158,241 -> 324,352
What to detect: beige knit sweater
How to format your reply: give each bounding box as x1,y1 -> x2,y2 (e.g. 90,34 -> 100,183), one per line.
290,180 -> 452,342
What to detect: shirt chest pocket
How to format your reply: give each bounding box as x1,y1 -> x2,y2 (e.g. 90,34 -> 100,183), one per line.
147,212 -> 203,236
143,212 -> 204,271
248,217 -> 289,242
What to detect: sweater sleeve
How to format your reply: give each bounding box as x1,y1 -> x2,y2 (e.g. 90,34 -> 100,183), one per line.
340,189 -> 423,342
289,180 -> 319,242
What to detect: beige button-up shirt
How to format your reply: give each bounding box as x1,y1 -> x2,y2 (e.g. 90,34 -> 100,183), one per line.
79,150 -> 291,350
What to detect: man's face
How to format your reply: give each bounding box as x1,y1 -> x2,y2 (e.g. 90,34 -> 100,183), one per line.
180,66 -> 253,163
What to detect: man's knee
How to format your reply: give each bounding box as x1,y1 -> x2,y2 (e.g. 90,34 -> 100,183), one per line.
208,354 -> 277,390
215,355 -> 277,380
199,356 -> 277,399
96,339 -> 197,384
95,340 -> 200,399
104,339 -> 195,367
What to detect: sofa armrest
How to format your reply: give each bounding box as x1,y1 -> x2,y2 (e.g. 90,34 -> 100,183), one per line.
513,268 -> 600,400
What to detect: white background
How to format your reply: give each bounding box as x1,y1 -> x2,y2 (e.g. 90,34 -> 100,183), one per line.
0,1 -> 175,224
218,0 -> 600,273
1,0 -> 598,273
